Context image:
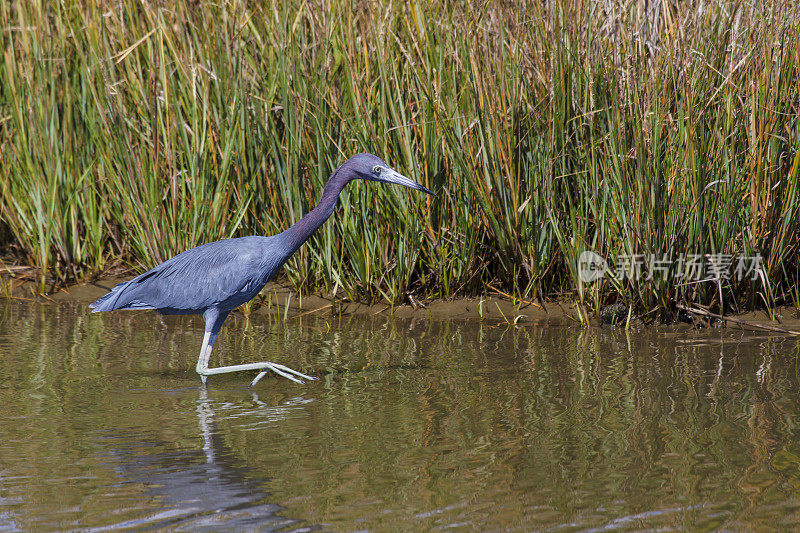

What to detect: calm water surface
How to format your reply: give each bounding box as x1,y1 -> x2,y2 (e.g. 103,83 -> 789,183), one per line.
1,300 -> 800,530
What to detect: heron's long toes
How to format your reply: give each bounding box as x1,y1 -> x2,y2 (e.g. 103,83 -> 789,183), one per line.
249,371 -> 269,388
269,362 -> 316,381
247,363 -> 311,386
264,364 -> 305,384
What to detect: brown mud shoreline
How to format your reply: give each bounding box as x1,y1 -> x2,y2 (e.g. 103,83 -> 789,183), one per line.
4,272 -> 800,335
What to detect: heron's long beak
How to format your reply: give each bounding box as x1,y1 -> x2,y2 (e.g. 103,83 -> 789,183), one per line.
383,170 -> 436,196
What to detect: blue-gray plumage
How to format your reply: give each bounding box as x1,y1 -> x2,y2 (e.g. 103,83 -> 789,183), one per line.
90,153 -> 434,386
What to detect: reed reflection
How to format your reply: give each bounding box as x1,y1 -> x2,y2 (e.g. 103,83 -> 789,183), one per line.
0,300 -> 799,529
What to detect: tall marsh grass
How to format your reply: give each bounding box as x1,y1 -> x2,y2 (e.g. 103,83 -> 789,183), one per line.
1,0 -> 799,317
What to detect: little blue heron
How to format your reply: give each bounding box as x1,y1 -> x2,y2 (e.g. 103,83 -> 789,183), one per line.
91,153 -> 434,386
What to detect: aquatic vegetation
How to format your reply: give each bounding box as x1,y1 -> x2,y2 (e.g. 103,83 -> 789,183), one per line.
1,0 -> 798,316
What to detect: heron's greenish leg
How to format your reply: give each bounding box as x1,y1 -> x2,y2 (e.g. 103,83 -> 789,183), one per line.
196,309 -> 229,385
196,331 -> 212,384
196,308 -> 315,386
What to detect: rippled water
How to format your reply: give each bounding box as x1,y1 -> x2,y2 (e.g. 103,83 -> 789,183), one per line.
1,300 -> 800,530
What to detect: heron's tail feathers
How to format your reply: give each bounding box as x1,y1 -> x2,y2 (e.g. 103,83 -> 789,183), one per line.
89,280 -> 129,312
90,280 -> 153,312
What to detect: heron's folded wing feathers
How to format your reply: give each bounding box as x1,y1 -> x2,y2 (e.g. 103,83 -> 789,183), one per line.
90,237 -> 275,312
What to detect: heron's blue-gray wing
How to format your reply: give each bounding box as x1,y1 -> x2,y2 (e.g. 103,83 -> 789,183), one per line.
90,236 -> 281,313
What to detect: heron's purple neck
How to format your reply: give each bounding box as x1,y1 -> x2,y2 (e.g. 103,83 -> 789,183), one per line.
280,169 -> 351,252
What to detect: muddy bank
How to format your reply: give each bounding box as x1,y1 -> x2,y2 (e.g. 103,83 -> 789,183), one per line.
3,273 -> 800,334
11,276 -> 572,326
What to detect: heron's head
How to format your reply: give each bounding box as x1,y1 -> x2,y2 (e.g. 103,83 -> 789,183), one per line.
343,153 -> 435,196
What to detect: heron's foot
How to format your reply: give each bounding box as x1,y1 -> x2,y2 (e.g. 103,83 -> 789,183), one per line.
197,361 -> 316,386
249,362 -> 317,387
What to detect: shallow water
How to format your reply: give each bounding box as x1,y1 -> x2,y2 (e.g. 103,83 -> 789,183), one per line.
1,300 -> 800,530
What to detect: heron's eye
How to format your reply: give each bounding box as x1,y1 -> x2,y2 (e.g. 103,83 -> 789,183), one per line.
373,165 -> 383,174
